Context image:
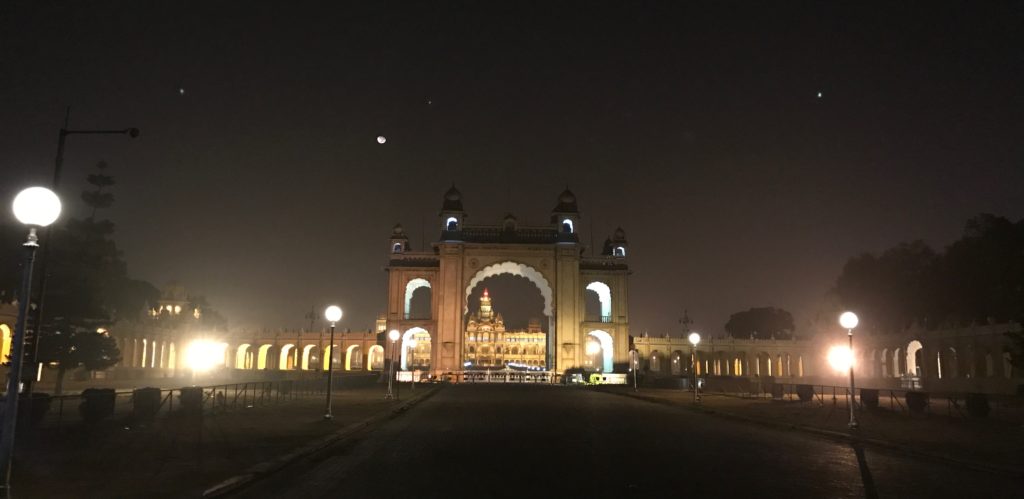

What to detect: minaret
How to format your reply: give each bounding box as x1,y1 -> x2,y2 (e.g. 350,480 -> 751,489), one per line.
480,288 -> 493,320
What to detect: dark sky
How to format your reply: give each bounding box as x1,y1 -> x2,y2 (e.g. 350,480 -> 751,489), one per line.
2,2 -> 1022,335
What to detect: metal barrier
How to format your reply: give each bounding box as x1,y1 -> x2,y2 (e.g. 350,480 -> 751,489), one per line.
32,375 -> 355,429
703,378 -> 1024,422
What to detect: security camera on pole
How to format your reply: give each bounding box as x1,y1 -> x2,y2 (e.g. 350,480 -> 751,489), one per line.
0,187 -> 62,498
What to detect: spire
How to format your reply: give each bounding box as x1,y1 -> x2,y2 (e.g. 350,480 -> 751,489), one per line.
480,288 -> 493,320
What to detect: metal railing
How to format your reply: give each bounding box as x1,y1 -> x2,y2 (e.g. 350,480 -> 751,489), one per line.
26,374 -> 367,430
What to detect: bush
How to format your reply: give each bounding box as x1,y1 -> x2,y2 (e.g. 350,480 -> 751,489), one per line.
965,393 -> 990,418
179,387 -> 204,415
0,393 -> 52,428
79,388 -> 116,424
906,391 -> 929,413
770,384 -> 784,400
796,384 -> 815,402
132,387 -> 162,422
22,392 -> 52,427
860,389 -> 879,409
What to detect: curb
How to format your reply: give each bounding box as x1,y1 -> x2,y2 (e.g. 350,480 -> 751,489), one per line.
202,385 -> 442,497
597,388 -> 1024,479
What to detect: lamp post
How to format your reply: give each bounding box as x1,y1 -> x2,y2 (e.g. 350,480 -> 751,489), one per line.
839,311 -> 859,429
386,330 -> 400,400
688,332 -> 701,403
323,305 -> 342,420
407,338 -> 417,391
629,348 -> 639,392
26,117 -> 139,398
1,187 -> 62,497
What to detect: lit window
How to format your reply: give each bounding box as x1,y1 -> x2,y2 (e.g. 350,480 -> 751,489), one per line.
562,219 -> 574,233
614,246 -> 626,257
445,217 -> 458,230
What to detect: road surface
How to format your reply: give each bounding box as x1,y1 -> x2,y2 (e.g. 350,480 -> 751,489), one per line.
241,384 -> 1021,498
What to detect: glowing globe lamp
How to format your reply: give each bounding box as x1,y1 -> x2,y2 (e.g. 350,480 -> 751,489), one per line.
688,332 -> 701,346
839,311 -> 859,330
324,305 -> 342,323
13,187 -> 61,227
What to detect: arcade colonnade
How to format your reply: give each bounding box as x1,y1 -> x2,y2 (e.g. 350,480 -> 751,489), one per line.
633,336 -> 811,379
110,329 -> 384,374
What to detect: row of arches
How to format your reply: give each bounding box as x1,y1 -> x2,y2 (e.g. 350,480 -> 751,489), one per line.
862,340 -> 1015,380
644,350 -> 805,378
116,337 -> 389,372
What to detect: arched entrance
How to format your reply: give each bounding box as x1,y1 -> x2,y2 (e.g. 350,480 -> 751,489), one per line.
402,328 -> 432,370
384,187 -> 630,375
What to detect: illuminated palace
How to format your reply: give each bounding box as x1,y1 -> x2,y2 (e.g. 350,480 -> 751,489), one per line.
464,289 -> 546,368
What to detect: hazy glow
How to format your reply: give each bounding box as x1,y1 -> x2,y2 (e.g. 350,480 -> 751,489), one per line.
688,332 -> 701,346
585,340 -> 601,356
839,311 -> 859,329
325,305 -> 343,323
13,187 -> 61,227
827,345 -> 853,372
377,135 -> 386,144
388,329 -> 401,342
186,340 -> 227,372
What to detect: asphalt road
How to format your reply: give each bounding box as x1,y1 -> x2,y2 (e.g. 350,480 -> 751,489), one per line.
241,385 -> 1022,499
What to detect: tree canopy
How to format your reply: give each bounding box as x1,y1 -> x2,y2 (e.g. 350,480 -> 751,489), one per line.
833,214 -> 1024,333
724,307 -> 795,340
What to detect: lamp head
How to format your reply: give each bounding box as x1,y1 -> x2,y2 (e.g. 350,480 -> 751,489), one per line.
13,187 -> 61,227
127,128 -> 140,138
388,329 -> 401,342
324,305 -> 342,323
688,332 -> 701,346
839,311 -> 859,330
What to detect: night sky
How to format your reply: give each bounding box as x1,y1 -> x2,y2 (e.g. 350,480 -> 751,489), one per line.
2,2 -> 1022,335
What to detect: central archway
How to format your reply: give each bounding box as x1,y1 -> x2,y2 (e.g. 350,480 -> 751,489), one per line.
464,261 -> 552,316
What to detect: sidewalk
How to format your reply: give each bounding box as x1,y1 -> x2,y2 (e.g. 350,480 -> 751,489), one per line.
600,386 -> 1024,476
12,383 -> 435,498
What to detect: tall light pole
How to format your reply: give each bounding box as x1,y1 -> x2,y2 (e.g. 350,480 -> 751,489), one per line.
25,115 -> 139,398
407,338 -> 418,391
688,332 -> 701,403
1,187 -> 62,498
386,330 -> 400,400
629,348 -> 639,392
839,311 -> 859,429
323,305 -> 342,420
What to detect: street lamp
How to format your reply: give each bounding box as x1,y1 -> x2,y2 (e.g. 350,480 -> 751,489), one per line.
688,332 -> 701,403
407,338 -> 418,391
839,311 -> 859,429
1,187 -> 62,497
386,329 -> 400,400
629,348 -> 639,392
323,305 -> 342,420
26,118 -> 140,399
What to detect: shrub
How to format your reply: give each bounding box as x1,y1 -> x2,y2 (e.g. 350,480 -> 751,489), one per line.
906,391 -> 929,413
79,388 -> 116,424
770,384 -> 784,400
796,384 -> 815,402
965,393 -> 990,418
179,387 -> 204,415
132,387 -> 162,422
860,389 -> 879,409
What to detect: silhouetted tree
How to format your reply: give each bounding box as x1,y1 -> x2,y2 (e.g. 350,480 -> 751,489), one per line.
724,307 -> 795,340
37,329 -> 121,394
832,214 -> 1024,334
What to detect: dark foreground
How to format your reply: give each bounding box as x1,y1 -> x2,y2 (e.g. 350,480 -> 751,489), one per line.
241,384 -> 1022,498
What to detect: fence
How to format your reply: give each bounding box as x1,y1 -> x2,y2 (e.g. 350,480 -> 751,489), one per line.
22,373 -> 375,430
703,377 -> 1024,422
